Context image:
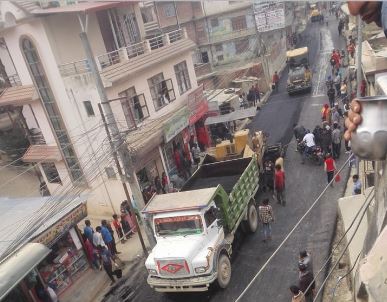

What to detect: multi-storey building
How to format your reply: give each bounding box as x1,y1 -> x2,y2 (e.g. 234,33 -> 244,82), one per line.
0,1 -> 208,216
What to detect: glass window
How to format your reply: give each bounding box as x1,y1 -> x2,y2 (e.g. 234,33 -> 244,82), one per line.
141,6 -> 154,23
83,101 -> 95,117
119,87 -> 149,127
21,38 -> 85,185
148,73 -> 176,111
234,38 -> 249,54
215,44 -> 223,52
231,16 -> 247,31
41,162 -> 61,183
217,55 -> 224,61
163,3 -> 176,17
211,18 -> 219,27
204,207 -> 217,227
174,61 -> 191,95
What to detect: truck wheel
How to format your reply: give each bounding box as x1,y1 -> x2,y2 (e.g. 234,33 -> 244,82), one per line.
246,203 -> 258,233
216,254 -> 231,289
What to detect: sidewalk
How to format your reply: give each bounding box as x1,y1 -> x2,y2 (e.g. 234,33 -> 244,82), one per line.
63,216 -> 150,302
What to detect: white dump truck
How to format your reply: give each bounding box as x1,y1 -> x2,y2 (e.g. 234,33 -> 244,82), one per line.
143,156 -> 260,292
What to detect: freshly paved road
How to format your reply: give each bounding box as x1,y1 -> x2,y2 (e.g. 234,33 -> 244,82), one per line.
102,16 -> 349,302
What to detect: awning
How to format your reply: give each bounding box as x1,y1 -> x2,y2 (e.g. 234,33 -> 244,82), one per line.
205,108 -> 257,126
0,243 -> 50,300
32,2 -> 123,15
22,145 -> 62,163
0,85 -> 39,107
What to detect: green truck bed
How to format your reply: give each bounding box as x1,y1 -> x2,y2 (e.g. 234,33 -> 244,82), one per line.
181,156 -> 259,232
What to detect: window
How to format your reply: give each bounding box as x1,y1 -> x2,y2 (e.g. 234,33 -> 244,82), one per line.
163,2 -> 176,17
174,61 -> 191,95
21,38 -> 85,185
105,167 -> 116,179
215,44 -> 223,52
83,101 -> 95,117
148,73 -> 176,111
234,38 -> 249,54
211,18 -> 219,28
119,87 -> 149,128
41,162 -> 61,184
217,55 -> 224,61
201,51 -> 209,63
141,7 -> 154,23
231,16 -> 247,31
204,207 -> 217,227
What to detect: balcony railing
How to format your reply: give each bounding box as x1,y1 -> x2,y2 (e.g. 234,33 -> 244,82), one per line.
58,28 -> 188,77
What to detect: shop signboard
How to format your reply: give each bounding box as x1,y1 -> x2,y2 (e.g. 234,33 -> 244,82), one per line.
253,1 -> 285,32
33,203 -> 87,245
164,108 -> 189,143
188,85 -> 209,125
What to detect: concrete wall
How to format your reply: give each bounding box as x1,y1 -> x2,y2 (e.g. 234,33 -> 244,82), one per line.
156,1 -> 203,28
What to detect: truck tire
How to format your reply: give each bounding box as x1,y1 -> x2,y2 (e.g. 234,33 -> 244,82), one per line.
216,254 -> 231,289
246,203 -> 258,233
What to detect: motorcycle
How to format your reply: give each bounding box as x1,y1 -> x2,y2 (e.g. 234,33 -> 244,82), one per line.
297,140 -> 324,165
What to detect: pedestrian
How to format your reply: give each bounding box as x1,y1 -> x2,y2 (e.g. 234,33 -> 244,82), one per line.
247,86 -> 255,107
321,104 -> 331,123
275,156 -> 284,172
293,124 -> 307,142
93,226 -> 106,249
161,172 -> 169,193
83,234 -> 100,269
239,94 -> 247,109
340,81 -> 347,100
254,84 -> 261,104
274,164 -> 286,206
321,124 -> 332,155
83,219 -> 94,244
331,122 -> 342,159
191,143 -> 201,165
301,130 -> 316,164
263,160 -> 274,192
154,176 -> 163,194
289,285 -> 306,302
112,214 -> 125,243
327,86 -> 336,108
324,153 -> 336,187
299,250 -> 314,275
334,72 -> 341,94
298,263 -> 315,302
352,174 -> 362,195
272,71 -> 279,92
98,245 -> 117,285
312,125 -> 323,148
360,79 -> 367,97
331,104 -> 341,125
101,220 -> 118,255
258,198 -> 274,242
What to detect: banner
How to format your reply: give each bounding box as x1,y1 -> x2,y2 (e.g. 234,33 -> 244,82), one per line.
254,1 -> 285,32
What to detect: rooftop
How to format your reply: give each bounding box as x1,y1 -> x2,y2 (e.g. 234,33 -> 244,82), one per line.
142,188 -> 217,214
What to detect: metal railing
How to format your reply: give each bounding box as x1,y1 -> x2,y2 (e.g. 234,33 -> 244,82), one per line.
148,35 -> 164,50
58,59 -> 90,77
126,41 -> 145,59
97,50 -> 121,69
168,29 -> 183,43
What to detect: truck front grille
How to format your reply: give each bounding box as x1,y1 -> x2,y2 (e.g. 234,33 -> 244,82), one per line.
157,259 -> 190,277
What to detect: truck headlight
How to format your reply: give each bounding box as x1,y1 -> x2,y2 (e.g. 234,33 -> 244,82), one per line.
148,269 -> 158,275
195,267 -> 208,274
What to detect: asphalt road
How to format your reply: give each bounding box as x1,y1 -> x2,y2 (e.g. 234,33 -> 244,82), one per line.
102,16 -> 349,302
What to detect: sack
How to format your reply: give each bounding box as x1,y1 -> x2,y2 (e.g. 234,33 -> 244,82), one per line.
114,269 -> 122,279
335,173 -> 341,182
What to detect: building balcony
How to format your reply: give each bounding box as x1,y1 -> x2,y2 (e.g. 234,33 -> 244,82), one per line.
0,84 -> 39,107
201,27 -> 256,45
58,28 -> 196,83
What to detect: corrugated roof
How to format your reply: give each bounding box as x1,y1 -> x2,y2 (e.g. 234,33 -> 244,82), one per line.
142,188 -> 217,214
32,1 -> 122,15
22,145 -> 61,163
0,85 -> 39,107
102,39 -> 196,84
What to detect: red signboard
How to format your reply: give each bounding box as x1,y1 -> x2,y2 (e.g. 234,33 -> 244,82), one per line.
188,85 -> 208,125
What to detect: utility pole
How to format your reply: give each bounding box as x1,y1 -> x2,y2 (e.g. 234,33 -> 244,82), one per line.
98,104 -> 148,256
77,13 -> 156,249
356,15 -> 363,98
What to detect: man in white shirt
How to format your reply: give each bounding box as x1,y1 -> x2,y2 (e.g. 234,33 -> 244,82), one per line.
301,131 -> 316,163
93,226 -> 107,248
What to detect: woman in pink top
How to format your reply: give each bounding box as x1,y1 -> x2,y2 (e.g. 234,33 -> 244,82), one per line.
324,153 -> 336,186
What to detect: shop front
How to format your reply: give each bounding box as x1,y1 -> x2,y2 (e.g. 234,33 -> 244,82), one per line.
0,196 -> 88,302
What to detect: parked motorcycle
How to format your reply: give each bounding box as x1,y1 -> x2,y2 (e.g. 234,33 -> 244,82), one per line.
297,140 -> 324,165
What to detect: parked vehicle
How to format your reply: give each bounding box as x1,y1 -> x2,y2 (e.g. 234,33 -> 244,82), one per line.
143,156 -> 260,292
297,140 -> 323,165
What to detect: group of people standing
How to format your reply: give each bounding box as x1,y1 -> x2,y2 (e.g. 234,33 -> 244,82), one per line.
239,84 -> 261,109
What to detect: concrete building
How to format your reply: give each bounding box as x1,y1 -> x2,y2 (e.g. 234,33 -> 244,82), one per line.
0,1 -> 208,216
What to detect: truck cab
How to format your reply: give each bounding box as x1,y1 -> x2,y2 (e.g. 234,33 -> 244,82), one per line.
286,47 -> 312,95
144,188 -> 231,292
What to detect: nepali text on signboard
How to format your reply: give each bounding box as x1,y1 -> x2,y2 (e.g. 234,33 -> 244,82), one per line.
254,1 -> 285,32
164,108 -> 189,143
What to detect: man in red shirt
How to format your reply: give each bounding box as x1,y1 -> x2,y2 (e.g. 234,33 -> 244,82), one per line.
272,71 -> 279,92
274,164 -> 286,206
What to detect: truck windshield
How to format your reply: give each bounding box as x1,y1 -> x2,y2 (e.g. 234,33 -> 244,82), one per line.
154,215 -> 203,237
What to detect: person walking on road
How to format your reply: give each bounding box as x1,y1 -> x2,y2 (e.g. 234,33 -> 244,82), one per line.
324,153 -> 336,187
289,285 -> 306,302
274,164 -> 286,206
327,85 -> 336,108
258,198 -> 274,243
299,250 -> 313,275
272,71 -> 279,92
331,122 -> 342,159
298,263 -> 315,302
